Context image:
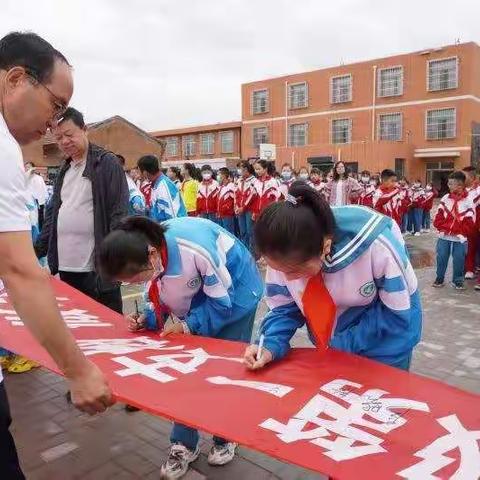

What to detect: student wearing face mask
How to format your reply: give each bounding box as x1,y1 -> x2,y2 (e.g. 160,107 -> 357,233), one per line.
243,182 -> 422,372
234,161 -> 257,251
252,160 -> 280,221
197,165 -> 219,223
355,170 -> 375,208
408,180 -> 425,236
297,166 -> 310,183
421,183 -> 437,233
278,163 -> 296,199
216,167 -> 236,235
99,216 -> 262,479
397,178 -> 411,234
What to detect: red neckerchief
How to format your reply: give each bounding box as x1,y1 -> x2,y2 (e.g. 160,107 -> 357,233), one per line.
302,273 -> 336,351
147,243 -> 169,329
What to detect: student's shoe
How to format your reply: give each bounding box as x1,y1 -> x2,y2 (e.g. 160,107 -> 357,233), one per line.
474,284 -> 480,291
208,442 -> 238,466
160,444 -> 200,479
404,231 -> 411,236
432,280 -> 445,288
451,282 -> 466,291
414,232 -> 421,237
465,271 -> 475,280
423,229 -> 430,233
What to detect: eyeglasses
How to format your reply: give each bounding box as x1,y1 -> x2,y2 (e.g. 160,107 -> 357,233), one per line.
26,70 -> 68,122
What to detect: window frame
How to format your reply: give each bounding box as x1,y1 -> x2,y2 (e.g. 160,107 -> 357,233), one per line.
200,133 -> 215,155
288,81 -> 309,109
425,107 -> 457,140
330,74 -> 353,104
377,112 -> 403,141
331,118 -> 352,144
288,122 -> 308,147
427,56 -> 459,92
251,88 -> 270,115
377,65 -> 404,98
183,135 -> 196,157
252,126 -> 269,147
166,136 -> 178,157
220,130 -> 234,154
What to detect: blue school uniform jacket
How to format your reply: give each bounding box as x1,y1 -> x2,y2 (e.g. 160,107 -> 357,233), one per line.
149,173 -> 187,223
143,217 -> 263,340
260,206 -> 422,367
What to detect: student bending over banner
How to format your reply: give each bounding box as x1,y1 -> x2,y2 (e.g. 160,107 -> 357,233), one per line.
244,181 -> 422,372
99,216 -> 262,480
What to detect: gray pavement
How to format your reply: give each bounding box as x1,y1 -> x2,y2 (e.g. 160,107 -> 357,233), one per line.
4,231 -> 480,479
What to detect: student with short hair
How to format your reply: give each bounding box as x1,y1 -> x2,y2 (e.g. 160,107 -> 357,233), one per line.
137,154 -> 186,223
373,169 -> 402,225
278,163 -> 296,199
243,181 -> 422,372
433,171 -> 476,290
216,167 -> 235,234
421,182 -> 437,233
408,179 -> 425,236
197,164 -> 219,222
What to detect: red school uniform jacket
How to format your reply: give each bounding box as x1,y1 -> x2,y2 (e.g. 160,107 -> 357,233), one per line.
433,190 -> 476,238
197,179 -> 219,215
373,185 -> 402,226
253,175 -> 279,220
421,189 -> 437,211
235,176 -> 257,213
217,181 -> 235,218
355,183 -> 375,208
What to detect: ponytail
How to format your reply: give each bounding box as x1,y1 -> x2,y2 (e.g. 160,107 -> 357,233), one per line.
254,181 -> 335,261
99,216 -> 167,279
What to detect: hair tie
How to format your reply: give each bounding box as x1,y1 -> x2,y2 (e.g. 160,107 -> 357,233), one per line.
286,194 -> 298,205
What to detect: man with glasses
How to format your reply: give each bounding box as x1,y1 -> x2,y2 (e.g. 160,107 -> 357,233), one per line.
35,107 -> 129,314
0,32 -> 115,479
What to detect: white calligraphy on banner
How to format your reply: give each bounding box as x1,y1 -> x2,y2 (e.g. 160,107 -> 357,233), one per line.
397,414 -> 480,480
260,378 -> 430,461
77,337 -> 184,356
206,376 -> 294,398
113,348 -> 243,383
0,308 -> 111,329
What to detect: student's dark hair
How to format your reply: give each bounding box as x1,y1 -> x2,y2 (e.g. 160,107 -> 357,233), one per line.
381,169 -> 396,181
360,170 -> 371,176
0,31 -> 70,84
238,160 -> 255,176
183,162 -> 199,180
99,216 -> 166,279
137,155 -> 160,175
332,161 -> 348,181
254,181 -> 336,262
116,154 -> 126,167
267,162 -> 276,176
449,171 -> 466,183
201,164 -> 213,172
218,167 -> 231,178
281,163 -> 292,170
310,167 -> 321,176
58,107 -> 85,129
255,159 -> 269,171
462,166 -> 477,177
168,166 -> 182,180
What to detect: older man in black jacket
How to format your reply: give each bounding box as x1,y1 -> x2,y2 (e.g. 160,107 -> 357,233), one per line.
35,107 -> 128,313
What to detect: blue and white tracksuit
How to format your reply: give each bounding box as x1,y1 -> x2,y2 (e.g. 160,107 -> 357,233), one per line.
149,173 -> 187,223
259,206 -> 422,370
141,216 -> 263,450
126,175 -> 146,216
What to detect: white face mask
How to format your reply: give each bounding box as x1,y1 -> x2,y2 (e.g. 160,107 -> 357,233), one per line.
281,171 -> 292,180
202,172 -> 212,180
414,182 -> 421,188
361,176 -> 370,183
369,180 -> 377,186
236,169 -> 242,176
299,173 -> 309,180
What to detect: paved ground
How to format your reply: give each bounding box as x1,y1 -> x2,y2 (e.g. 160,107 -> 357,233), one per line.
4,231 -> 480,479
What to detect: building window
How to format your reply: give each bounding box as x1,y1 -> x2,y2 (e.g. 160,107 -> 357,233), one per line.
253,127 -> 269,147
288,123 -> 307,147
428,57 -> 458,91
331,75 -> 352,104
183,135 -> 195,157
426,108 -> 456,140
288,82 -> 308,109
378,113 -> 402,141
251,89 -> 269,114
200,133 -> 214,155
166,137 -> 178,156
331,118 -> 352,144
220,131 -> 234,153
395,158 -> 405,179
378,67 -> 403,97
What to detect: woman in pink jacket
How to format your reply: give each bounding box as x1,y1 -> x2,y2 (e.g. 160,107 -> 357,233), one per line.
324,161 -> 362,206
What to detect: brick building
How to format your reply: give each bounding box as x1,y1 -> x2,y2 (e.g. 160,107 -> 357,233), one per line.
22,115 -> 164,175
240,42 -> 480,187
151,121 -> 242,170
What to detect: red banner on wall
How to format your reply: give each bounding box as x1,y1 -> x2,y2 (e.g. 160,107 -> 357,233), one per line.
0,279 -> 479,479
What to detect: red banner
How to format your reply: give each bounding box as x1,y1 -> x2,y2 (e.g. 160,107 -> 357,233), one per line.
0,279 -> 479,479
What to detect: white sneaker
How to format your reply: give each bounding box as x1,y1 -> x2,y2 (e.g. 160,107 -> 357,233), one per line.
424,228 -> 430,233
414,232 -> 421,237
465,271 -> 475,280
160,444 -> 200,479
207,442 -> 237,466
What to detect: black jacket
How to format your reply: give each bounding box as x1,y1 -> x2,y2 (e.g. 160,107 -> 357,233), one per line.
35,143 -> 129,284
